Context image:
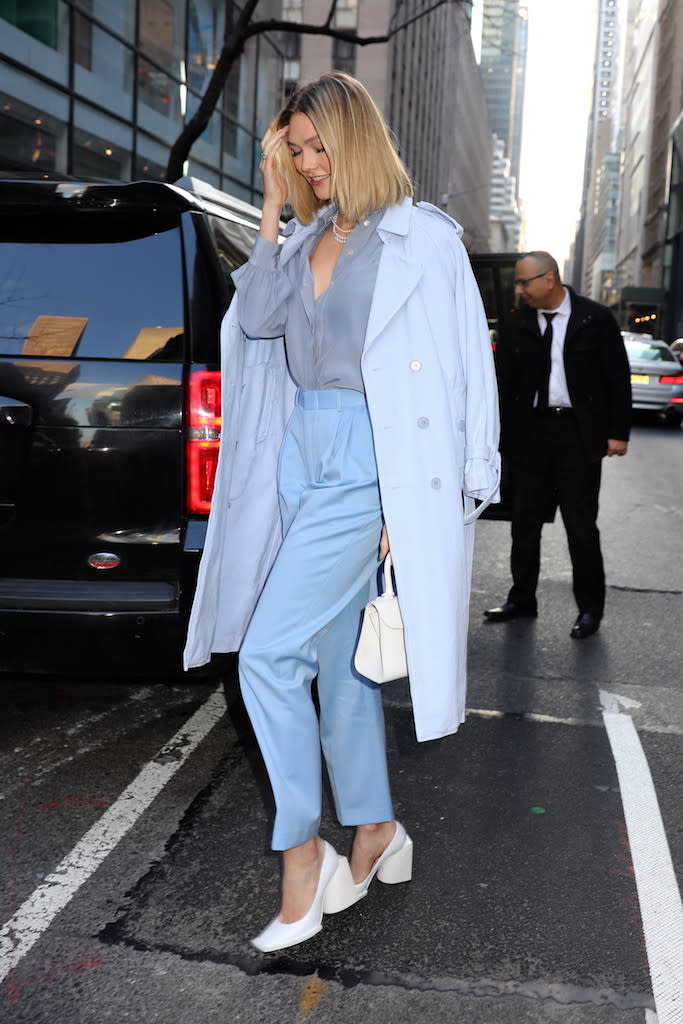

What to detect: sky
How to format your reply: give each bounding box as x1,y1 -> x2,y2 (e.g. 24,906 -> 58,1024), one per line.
471,0 -> 599,266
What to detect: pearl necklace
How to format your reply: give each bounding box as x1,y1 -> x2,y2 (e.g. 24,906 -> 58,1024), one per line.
331,214 -> 354,244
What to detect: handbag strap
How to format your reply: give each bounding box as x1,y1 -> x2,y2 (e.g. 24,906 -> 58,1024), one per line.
381,552 -> 396,598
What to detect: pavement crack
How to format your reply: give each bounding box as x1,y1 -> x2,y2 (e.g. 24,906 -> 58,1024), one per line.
609,583 -> 682,596
94,931 -> 655,1012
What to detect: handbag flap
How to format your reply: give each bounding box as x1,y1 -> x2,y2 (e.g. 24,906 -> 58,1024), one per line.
369,594 -> 404,630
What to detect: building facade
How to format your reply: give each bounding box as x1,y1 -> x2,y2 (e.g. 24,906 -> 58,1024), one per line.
611,0 -> 683,337
292,0 -> 493,252
665,112 -> 683,341
614,0 -> 659,292
0,0 -> 286,203
641,0 -> 683,292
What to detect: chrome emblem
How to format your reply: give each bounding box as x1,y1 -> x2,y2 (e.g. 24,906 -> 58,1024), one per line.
87,552 -> 121,570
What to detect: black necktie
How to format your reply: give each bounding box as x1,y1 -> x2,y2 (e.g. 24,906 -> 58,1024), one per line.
537,312 -> 557,410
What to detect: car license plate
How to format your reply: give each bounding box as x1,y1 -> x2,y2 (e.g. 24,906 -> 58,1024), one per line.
631,374 -> 649,384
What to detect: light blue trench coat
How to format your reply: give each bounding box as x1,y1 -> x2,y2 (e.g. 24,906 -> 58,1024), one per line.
184,198 -> 500,742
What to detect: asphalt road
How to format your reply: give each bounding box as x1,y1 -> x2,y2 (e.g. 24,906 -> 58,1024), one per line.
0,414 -> 681,1024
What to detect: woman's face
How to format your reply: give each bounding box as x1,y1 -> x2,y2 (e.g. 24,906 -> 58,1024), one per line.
286,112 -> 332,201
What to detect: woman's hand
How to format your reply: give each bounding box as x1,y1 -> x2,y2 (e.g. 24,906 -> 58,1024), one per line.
379,525 -> 389,561
259,126 -> 289,211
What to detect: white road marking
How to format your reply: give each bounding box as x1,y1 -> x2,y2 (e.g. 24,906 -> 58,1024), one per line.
0,686 -> 226,985
600,691 -> 683,1024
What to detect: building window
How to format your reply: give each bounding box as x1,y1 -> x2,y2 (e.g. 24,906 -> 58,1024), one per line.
332,36 -> 356,76
137,58 -> 177,116
138,0 -> 185,74
223,60 -> 241,157
0,92 -> 61,172
282,0 -> 303,96
332,0 -> 357,76
2,0 -> 59,47
74,1 -> 94,70
187,0 -> 224,96
72,124 -> 125,179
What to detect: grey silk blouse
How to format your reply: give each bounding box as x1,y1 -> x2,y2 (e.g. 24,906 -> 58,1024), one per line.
231,206 -> 384,393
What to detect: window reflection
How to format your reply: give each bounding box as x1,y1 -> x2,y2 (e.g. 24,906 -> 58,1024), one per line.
73,126 -> 126,178
138,0 -> 186,73
0,229 -> 184,361
134,153 -> 168,180
0,93 -> 62,172
187,0 -> 224,96
137,57 -> 180,119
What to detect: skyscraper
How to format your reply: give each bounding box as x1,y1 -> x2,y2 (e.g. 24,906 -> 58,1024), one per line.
479,0 -> 528,196
574,0 -> 622,300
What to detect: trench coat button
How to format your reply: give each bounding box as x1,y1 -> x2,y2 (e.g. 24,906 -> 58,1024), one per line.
417,417 -> 430,428
410,360 -> 422,371
430,477 -> 442,489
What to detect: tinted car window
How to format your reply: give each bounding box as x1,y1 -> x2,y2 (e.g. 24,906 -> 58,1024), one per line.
206,212 -> 257,291
0,221 -> 185,361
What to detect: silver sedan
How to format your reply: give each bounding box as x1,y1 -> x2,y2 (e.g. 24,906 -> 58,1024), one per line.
623,334 -> 683,427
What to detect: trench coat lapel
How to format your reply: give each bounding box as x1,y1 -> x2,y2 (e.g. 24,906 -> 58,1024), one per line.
365,199 -> 423,349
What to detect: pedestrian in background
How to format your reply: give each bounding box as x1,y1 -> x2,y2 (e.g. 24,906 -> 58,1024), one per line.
184,72 -> 500,952
484,251 -> 631,638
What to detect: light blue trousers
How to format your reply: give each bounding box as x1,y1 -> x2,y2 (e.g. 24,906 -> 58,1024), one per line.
239,388 -> 394,851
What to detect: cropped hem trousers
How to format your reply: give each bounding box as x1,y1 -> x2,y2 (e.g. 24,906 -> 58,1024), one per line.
238,388 -> 394,851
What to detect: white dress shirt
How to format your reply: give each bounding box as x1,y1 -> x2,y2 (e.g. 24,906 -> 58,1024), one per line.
538,287 -> 572,408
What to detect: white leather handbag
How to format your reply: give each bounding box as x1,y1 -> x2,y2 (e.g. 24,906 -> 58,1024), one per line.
354,553 -> 408,683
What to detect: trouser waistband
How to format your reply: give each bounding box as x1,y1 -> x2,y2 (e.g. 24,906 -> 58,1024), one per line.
296,388 -> 366,409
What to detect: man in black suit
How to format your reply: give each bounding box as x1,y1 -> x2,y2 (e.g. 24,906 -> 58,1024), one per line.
484,251 -> 631,638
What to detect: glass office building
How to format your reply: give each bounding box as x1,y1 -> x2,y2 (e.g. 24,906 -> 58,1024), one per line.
0,0 -> 286,202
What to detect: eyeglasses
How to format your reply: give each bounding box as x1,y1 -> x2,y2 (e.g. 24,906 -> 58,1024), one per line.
514,271 -> 548,287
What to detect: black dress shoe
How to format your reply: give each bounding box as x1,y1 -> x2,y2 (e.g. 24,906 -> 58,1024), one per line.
570,612 -> 601,639
483,599 -> 537,622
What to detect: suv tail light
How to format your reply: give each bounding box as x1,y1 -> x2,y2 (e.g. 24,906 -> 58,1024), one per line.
186,371 -> 221,514
659,372 -> 683,384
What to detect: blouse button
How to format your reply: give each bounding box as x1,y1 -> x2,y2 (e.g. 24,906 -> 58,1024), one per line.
410,360 -> 422,372
430,477 -> 442,490
363,219 -> 370,227
417,417 -> 430,429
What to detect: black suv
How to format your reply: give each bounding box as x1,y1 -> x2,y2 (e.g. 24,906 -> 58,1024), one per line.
0,176 -> 261,675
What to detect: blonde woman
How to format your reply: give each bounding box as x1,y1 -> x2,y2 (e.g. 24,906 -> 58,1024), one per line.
184,72 -> 500,953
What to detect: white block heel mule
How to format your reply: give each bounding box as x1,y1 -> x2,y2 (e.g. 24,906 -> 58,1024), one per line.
251,840 -> 360,953
353,821 -> 413,898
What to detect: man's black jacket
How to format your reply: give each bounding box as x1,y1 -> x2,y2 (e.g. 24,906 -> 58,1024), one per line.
495,287 -> 632,463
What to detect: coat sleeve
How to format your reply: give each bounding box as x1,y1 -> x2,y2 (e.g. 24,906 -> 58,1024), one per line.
598,309 -> 632,441
452,237 -> 501,509
230,235 -> 294,339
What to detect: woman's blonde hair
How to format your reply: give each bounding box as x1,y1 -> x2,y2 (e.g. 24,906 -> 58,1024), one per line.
272,72 -> 413,224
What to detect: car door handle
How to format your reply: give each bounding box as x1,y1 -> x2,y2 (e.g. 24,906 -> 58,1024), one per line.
0,397 -> 33,427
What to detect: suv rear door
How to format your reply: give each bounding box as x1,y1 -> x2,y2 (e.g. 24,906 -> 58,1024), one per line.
0,181 -> 214,670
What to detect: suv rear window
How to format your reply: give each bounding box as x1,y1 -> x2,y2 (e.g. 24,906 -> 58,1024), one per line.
0,215 -> 185,361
